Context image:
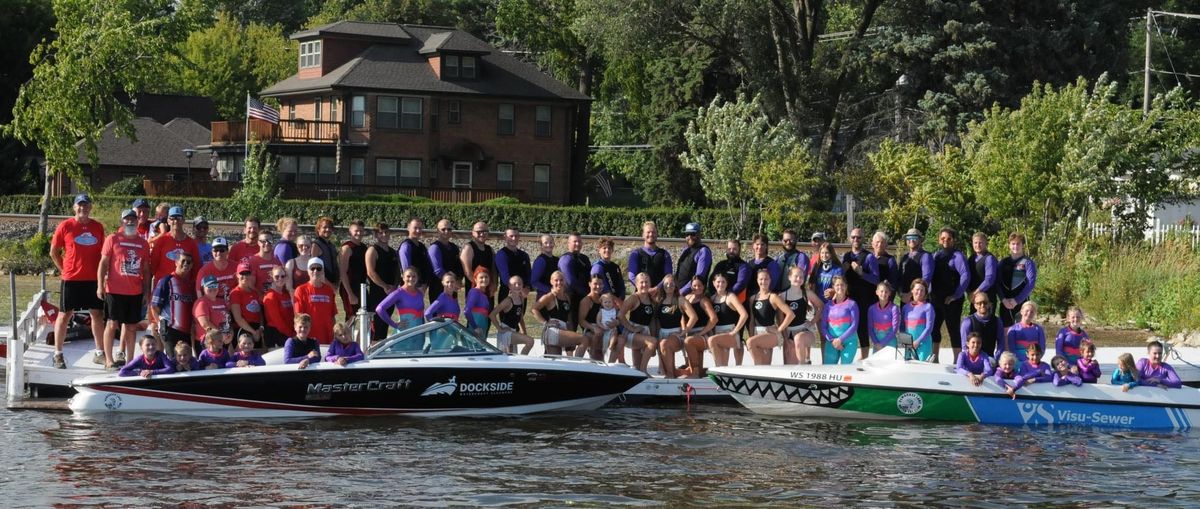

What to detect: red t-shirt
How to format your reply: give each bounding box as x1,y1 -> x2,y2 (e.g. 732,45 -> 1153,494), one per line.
229,240 -> 259,265
149,234 -> 201,284
294,282 -> 337,344
248,254 -> 282,293
51,217 -> 105,281
101,233 -> 149,295
229,285 -> 262,325
195,261 -> 237,300
192,296 -> 230,338
262,288 -> 296,337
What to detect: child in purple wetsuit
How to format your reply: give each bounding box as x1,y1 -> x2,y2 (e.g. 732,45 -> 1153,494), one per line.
1076,342 -> 1101,383
900,280 -> 935,362
1005,301 -> 1045,365
172,341 -> 199,372
198,330 -> 230,370
1054,306 -> 1090,365
375,268 -> 427,333
955,333 -> 994,386
425,273 -> 462,322
465,271 -> 493,340
118,335 -> 175,378
867,282 -> 899,352
1016,343 -> 1053,388
226,333 -> 266,368
285,313 -> 322,369
1137,340 -> 1182,389
1050,355 -> 1081,387
993,352 -> 1021,399
325,323 -> 365,366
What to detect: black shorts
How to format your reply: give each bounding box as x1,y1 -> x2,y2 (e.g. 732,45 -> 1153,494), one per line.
61,280 -> 103,311
162,326 -> 191,355
105,293 -> 143,324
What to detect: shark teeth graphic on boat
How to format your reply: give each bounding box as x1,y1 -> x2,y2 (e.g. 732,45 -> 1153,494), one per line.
711,376 -> 853,408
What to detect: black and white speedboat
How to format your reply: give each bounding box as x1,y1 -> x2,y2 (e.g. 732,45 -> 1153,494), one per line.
68,320 -> 646,417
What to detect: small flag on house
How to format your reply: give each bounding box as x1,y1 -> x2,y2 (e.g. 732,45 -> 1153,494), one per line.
247,96 -> 280,124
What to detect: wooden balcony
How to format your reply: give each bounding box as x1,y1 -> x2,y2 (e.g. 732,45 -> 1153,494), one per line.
211,118 -> 342,145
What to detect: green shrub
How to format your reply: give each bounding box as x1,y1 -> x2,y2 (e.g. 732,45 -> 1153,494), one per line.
481,196 -> 521,205
0,233 -> 53,274
102,175 -> 146,196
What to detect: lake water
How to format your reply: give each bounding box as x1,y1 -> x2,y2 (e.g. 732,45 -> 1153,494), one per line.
2,390 -> 1198,507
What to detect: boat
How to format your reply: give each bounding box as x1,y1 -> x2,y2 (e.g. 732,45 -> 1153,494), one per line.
709,347 -> 1200,430
67,319 -> 647,417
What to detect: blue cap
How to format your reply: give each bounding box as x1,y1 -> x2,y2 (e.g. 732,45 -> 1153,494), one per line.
73,194 -> 91,206
168,206 -> 184,218
683,222 -> 701,235
201,275 -> 220,289
132,198 -> 150,209
211,236 -> 229,248
121,209 -> 137,219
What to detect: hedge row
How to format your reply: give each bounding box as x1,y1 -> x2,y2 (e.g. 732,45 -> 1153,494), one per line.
0,194 -> 886,241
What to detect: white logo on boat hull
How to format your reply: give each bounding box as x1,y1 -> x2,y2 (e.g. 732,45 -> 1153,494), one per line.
896,392 -> 923,415
103,393 -> 122,410
421,376 -> 457,397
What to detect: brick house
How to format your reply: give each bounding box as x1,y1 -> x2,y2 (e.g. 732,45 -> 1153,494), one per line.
208,21 -> 592,204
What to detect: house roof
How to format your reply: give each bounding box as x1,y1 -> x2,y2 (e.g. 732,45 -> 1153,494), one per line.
291,20 -> 413,43
77,117 -> 210,169
262,24 -> 588,102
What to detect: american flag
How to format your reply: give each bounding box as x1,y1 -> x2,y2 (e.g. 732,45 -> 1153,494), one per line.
247,96 -> 279,124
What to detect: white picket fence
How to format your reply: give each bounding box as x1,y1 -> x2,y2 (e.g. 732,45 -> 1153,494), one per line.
1084,221 -> 1200,247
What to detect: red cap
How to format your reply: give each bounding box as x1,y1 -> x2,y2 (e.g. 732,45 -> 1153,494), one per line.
236,262 -> 253,274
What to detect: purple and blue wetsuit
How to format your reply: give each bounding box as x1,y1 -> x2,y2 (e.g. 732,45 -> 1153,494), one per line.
1006,322 -> 1046,365
627,246 -> 673,288
424,292 -> 461,322
994,365 -> 1021,391
1054,326 -> 1090,365
863,252 -> 900,292
676,244 -> 712,295
198,348 -> 230,369
225,351 -> 265,368
821,298 -> 859,365
465,287 -> 491,338
955,352 -> 994,377
811,262 -> 845,303
1111,369 -> 1139,388
376,287 -> 426,332
118,352 -> 174,377
867,301 -> 899,350
1016,360 -> 1053,386
283,337 -> 322,364
1077,358 -> 1101,383
325,340 -> 364,364
1053,370 -> 1082,387
1136,359 -> 1182,388
901,301 -> 936,361
591,259 -> 626,298
530,253 -> 556,298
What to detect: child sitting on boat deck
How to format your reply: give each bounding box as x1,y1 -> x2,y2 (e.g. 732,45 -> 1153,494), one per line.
1051,355 -> 1082,387
993,352 -> 1021,399
118,335 -> 174,378
284,313 -> 322,369
1111,353 -> 1140,392
226,333 -> 266,368
1076,342 -> 1101,383
1137,340 -> 1182,389
1054,306 -> 1090,365
172,341 -> 199,372
198,329 -> 231,370
325,322 -> 364,366
955,332 -> 993,386
1017,343 -> 1053,388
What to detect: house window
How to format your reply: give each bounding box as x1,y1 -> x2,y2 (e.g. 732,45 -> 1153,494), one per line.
462,56 -> 476,78
377,97 -> 398,129
350,158 -> 364,185
298,156 -> 317,184
533,164 -> 550,199
318,157 -> 336,184
279,156 -> 297,184
452,162 -> 472,188
444,55 -> 460,78
300,40 -> 321,68
351,96 -> 365,128
447,100 -> 461,124
535,106 -> 552,137
401,97 -> 422,130
330,97 -> 338,123
314,97 -> 322,121
497,163 -> 513,190
400,160 -> 422,187
376,159 -> 397,186
288,101 -> 295,121
498,104 -> 514,135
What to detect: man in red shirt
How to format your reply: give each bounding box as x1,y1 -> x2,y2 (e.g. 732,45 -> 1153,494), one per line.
149,206 -> 201,287
96,208 -> 151,369
195,236 -> 236,300
248,231 -> 281,294
132,198 -> 152,240
50,194 -> 107,368
228,216 -> 261,265
293,257 -> 337,344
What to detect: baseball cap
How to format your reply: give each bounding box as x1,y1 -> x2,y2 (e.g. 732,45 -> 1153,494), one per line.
201,275 -> 220,289
132,198 -> 150,209
121,209 -> 137,219
168,206 -> 185,218
73,193 -> 92,206
811,232 -> 826,242
193,215 -> 209,228
307,257 -> 325,269
212,236 -> 229,249
236,262 -> 253,275
683,222 -> 701,235
904,228 -> 923,240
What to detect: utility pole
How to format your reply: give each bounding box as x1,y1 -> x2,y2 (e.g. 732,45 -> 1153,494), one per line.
1144,8 -> 1153,117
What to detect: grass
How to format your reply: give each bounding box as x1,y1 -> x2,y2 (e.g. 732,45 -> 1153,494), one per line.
0,273 -> 57,327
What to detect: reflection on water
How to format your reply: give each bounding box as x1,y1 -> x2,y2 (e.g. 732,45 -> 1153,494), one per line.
4,400 -> 1200,506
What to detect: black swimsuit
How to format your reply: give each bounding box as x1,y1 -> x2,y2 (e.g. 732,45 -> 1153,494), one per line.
752,296 -> 776,328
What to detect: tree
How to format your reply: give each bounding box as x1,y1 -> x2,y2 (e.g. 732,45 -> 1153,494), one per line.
0,0 -> 55,196
174,12 -> 295,119
3,0 -> 191,234
230,139 -> 281,217
857,140 -> 981,237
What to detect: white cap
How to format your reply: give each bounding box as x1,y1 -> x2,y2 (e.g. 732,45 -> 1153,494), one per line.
307,257 -> 325,269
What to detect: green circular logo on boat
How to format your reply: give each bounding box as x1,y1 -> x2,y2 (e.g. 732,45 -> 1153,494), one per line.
896,392 -> 923,415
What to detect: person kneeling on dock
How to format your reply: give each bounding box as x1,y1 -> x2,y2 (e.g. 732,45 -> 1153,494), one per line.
955,333 -> 993,386
285,313 -> 322,369
325,323 -> 364,366
1137,340 -> 1182,389
118,335 -> 174,378
226,333 -> 266,368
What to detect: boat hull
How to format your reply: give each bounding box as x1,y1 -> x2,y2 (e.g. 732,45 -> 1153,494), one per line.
710,354 -> 1200,430
69,356 -> 646,418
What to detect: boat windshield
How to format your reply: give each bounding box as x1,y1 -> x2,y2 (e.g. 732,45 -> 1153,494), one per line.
367,319 -> 502,359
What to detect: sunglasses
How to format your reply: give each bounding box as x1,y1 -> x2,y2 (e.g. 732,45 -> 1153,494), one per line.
309,267 -> 323,272
440,228 -> 453,232
178,260 -> 193,266
850,236 -> 862,240
473,230 -> 488,234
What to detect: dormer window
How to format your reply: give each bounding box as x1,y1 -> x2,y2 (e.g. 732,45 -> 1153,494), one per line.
444,55 -> 460,78
300,41 -> 322,68
442,54 -> 477,80
462,56 -> 476,78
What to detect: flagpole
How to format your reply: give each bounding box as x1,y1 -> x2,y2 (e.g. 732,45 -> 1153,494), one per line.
244,93 -> 251,180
